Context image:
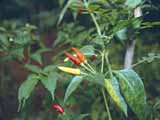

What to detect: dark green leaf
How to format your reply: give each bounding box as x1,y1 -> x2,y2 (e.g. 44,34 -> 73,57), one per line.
43,65 -> 58,73
18,74 -> 39,110
64,76 -> 83,103
25,64 -> 42,74
105,77 -> 128,116
40,72 -> 59,100
114,69 -> 147,117
31,53 -> 42,64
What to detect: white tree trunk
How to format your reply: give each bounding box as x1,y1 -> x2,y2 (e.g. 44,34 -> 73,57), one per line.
124,6 -> 142,69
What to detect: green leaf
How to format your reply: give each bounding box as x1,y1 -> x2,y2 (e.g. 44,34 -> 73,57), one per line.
18,74 -> 39,110
125,0 -> 142,8
24,64 -> 42,74
86,73 -> 105,86
105,77 -> 128,116
40,72 -> 59,100
30,48 -> 51,64
43,65 -> 58,73
10,47 -> 24,59
31,53 -> 42,64
116,28 -> 127,41
64,76 -> 83,103
113,20 -> 129,34
114,69 -> 147,117
80,45 -> 95,56
58,0 -> 75,25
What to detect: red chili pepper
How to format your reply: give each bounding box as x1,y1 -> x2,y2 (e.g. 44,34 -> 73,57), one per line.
65,52 -> 81,65
52,104 -> 64,114
91,55 -> 97,61
71,47 -> 86,62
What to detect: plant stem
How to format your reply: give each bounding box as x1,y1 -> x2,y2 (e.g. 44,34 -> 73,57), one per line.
90,13 -> 102,36
101,89 -> 112,120
84,1 -> 112,120
85,61 -> 96,73
101,50 -> 105,73
83,0 -> 101,36
100,51 -> 112,120
81,63 -> 95,74
132,59 -> 146,68
105,52 -> 113,77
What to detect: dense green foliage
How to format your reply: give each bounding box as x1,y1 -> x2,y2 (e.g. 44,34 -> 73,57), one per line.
0,0 -> 160,120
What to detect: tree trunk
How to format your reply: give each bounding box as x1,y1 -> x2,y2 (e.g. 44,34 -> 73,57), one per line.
124,6 -> 142,69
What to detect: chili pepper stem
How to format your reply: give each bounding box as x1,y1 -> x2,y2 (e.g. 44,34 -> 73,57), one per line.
81,63 -> 95,74
81,71 -> 90,76
101,88 -> 112,120
84,61 -> 96,73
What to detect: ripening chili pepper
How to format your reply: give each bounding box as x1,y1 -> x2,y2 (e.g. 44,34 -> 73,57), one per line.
58,66 -> 81,75
71,47 -> 86,62
52,104 -> 64,114
65,52 -> 81,65
91,55 -> 97,61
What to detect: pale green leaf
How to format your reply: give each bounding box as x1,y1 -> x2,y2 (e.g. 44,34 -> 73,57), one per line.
64,76 -> 83,103
80,45 -> 95,56
125,0 -> 142,8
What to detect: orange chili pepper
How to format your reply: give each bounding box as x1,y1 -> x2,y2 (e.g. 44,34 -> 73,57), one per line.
71,47 -> 86,62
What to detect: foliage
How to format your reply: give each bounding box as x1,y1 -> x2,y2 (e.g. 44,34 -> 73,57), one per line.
0,0 -> 159,120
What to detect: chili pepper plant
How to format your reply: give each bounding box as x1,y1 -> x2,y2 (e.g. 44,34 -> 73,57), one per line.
16,0 -> 160,120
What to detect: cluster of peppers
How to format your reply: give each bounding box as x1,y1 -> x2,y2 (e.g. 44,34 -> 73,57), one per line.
52,48 -> 96,114
58,47 -> 88,75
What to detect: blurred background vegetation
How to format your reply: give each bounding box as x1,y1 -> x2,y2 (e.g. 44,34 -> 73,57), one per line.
0,0 -> 159,120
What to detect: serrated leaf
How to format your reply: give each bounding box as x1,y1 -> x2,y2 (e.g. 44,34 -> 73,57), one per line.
40,72 -> 59,100
125,0 -> 142,8
25,64 -> 42,74
114,69 -> 146,117
64,76 -> 83,103
18,74 -> 39,110
105,77 -> 128,116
